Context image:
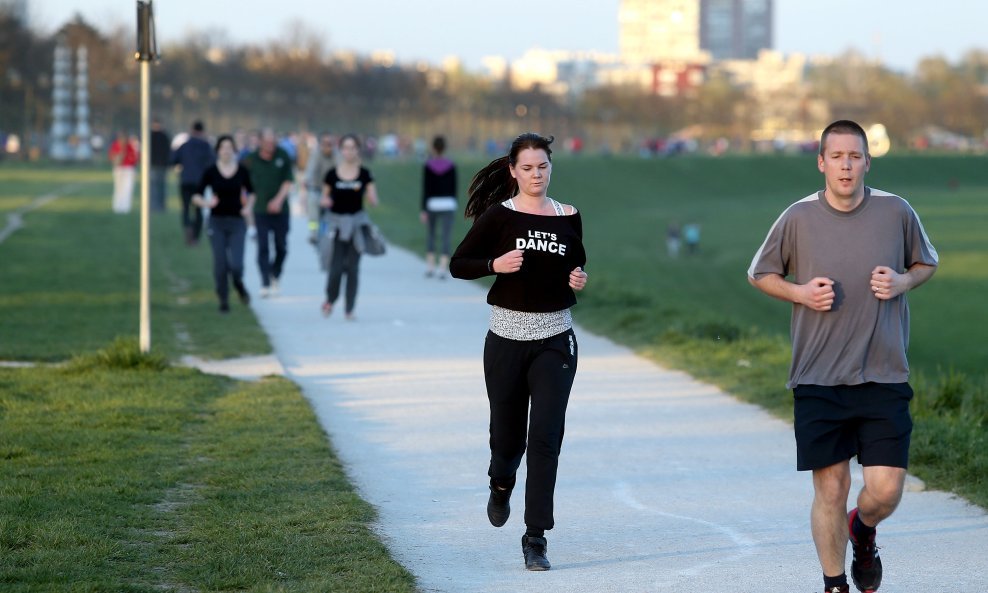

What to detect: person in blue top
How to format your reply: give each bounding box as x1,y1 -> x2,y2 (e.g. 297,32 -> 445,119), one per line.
450,132 -> 588,572
170,120 -> 215,245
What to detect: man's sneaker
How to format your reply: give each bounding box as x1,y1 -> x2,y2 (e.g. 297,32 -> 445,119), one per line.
487,484 -> 511,527
259,286 -> 270,298
270,277 -> 280,295
825,586 -> 850,593
233,280 -> 250,305
848,508 -> 882,592
521,535 -> 550,571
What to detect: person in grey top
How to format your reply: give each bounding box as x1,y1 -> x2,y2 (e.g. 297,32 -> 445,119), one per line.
748,120 -> 938,593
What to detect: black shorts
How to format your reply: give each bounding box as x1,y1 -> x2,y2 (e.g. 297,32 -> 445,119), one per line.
792,382 -> 913,471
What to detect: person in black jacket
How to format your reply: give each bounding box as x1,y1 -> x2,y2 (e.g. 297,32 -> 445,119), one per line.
420,135 -> 457,278
149,118 -> 171,212
450,132 -> 588,572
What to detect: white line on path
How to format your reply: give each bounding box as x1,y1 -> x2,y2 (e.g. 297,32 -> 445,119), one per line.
0,186 -> 77,245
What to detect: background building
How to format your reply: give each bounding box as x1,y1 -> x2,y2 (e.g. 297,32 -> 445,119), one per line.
701,0 -> 773,60
619,0 -> 707,64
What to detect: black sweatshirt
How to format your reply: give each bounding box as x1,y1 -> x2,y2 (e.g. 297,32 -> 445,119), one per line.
196,164 -> 254,217
450,204 -> 586,313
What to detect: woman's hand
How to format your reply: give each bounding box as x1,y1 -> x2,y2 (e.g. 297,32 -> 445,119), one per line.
419,211 -> 428,224
569,267 -> 588,291
493,250 -> 524,273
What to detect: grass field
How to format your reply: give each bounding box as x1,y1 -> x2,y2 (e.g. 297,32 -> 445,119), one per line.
0,166 -> 416,592
368,153 -> 988,507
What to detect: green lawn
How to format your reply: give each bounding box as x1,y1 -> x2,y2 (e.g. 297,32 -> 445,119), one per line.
0,165 -> 416,592
369,153 -> 988,507
0,165 -> 268,361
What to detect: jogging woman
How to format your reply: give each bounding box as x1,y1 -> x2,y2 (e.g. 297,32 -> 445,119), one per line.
191,134 -> 255,312
450,132 -> 588,571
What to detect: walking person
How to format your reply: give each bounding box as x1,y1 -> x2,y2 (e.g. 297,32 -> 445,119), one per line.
449,133 -> 588,571
170,120 -> 215,245
191,135 -> 255,313
319,134 -> 379,319
243,129 -> 295,297
747,120 -> 938,593
420,135 -> 457,279
304,132 -> 336,245
149,118 -> 171,212
108,130 -> 138,214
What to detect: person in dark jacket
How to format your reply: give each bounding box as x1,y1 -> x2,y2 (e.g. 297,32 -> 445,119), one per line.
420,135 -> 457,278
149,118 -> 171,212
170,120 -> 215,245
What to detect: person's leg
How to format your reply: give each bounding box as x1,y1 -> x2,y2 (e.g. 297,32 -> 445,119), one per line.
523,330 -> 578,532
150,166 -> 166,212
325,235 -> 346,306
425,211 -> 438,274
180,183 -> 196,243
208,217 -> 230,308
343,243 -> 361,315
811,461 -> 853,579
192,197 -> 204,243
254,213 -> 272,288
794,384 -> 858,590
438,210 -> 454,273
483,332 -> 531,485
121,167 -> 135,213
270,211 -> 290,282
857,466 -> 907,525
228,218 -> 249,303
847,382 -> 913,592
111,166 -> 125,212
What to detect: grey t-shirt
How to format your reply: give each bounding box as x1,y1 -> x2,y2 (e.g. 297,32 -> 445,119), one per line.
748,187 -> 938,388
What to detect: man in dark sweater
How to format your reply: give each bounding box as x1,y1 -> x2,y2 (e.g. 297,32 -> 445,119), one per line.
170,120 -> 215,245
149,118 -> 171,212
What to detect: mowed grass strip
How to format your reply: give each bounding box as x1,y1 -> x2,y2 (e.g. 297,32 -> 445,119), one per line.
0,165 -> 416,591
0,164 -> 268,361
0,342 -> 416,592
369,153 -> 988,508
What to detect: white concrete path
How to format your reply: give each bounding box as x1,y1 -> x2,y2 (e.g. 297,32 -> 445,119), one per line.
229,214 -> 987,592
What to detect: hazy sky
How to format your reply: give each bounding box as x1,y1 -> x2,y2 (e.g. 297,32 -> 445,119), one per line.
32,0 -> 987,72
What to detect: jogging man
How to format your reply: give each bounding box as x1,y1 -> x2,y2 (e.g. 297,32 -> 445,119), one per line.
747,120 -> 938,593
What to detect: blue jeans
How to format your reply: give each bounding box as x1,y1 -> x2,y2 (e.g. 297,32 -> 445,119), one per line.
150,166 -> 167,212
208,216 -> 247,304
255,211 -> 289,287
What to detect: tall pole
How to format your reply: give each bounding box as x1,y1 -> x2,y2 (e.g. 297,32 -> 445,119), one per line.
136,1 -> 157,352
139,58 -> 151,352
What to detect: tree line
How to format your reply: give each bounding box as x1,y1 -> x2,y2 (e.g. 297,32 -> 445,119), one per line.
1,12 -> 986,155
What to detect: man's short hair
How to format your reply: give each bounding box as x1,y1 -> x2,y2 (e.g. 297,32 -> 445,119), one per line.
819,120 -> 868,156
192,120 -> 204,132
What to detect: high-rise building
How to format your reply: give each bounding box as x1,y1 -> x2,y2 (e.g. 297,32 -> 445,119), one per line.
619,0 -> 706,64
700,0 -> 773,61
0,0 -> 28,24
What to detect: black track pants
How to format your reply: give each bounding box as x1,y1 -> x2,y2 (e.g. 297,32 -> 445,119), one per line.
483,328 -> 578,531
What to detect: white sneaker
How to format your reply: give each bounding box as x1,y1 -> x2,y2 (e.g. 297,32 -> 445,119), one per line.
270,278 -> 280,295
259,286 -> 270,298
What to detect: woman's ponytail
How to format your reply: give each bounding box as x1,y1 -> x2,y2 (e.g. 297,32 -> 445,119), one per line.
463,133 -> 554,221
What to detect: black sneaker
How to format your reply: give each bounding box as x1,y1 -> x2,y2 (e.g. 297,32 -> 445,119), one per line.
233,280 -> 250,305
219,302 -> 230,313
848,508 -> 882,592
825,586 -> 850,593
521,535 -> 550,571
487,484 -> 511,527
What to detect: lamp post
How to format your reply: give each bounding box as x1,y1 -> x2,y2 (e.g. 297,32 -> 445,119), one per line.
136,1 -> 158,352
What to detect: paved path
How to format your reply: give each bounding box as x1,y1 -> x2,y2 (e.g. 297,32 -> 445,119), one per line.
232,214 -> 987,592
